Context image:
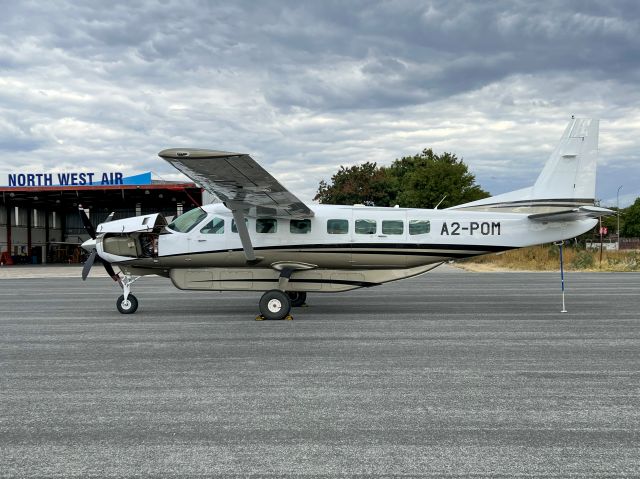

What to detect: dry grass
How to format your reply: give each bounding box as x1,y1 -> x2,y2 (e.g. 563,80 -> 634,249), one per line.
459,245 -> 640,272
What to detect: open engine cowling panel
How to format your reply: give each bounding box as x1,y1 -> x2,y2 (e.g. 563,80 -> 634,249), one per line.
98,213 -> 167,259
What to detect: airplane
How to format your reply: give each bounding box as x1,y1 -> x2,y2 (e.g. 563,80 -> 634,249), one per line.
80,117 -> 612,320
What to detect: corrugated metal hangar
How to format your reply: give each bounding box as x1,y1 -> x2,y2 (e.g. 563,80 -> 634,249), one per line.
0,171 -> 202,264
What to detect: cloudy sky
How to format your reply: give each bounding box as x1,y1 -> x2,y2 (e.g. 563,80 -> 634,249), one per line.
1,0 -> 638,206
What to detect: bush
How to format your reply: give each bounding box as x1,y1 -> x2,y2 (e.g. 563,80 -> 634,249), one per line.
571,251 -> 595,269
547,244 -> 560,259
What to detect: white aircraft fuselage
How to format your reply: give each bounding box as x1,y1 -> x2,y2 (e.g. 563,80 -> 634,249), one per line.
93,202 -> 596,293
80,118 -> 611,318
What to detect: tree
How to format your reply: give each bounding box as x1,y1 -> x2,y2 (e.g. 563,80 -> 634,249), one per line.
314,162 -> 397,206
621,197 -> 640,237
389,149 -> 489,209
314,149 -> 490,208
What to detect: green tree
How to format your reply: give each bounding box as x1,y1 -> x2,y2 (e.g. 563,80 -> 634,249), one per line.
314,162 -> 396,206
389,149 -> 489,209
621,197 -> 640,237
314,148 -> 490,208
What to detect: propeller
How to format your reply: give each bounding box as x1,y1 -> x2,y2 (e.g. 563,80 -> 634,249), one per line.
79,206 -> 96,239
82,249 -> 97,281
79,206 -> 120,282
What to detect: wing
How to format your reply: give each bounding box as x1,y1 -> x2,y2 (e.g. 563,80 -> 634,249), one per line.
158,148 -> 314,219
528,206 -> 613,222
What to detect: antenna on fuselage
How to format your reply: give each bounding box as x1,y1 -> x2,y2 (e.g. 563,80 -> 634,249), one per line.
434,195 -> 447,209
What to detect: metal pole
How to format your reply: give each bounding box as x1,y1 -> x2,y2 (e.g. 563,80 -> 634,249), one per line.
617,185 -> 623,250
599,216 -> 603,267
559,241 -> 567,313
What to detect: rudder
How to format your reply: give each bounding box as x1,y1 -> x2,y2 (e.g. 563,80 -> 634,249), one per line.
531,118 -> 598,202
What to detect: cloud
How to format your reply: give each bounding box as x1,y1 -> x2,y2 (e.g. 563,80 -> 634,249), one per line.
0,0 -> 638,205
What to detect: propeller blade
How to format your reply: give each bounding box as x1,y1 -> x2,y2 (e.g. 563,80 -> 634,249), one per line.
104,211 -> 115,223
78,205 -> 96,239
82,249 -> 97,281
102,261 -> 120,282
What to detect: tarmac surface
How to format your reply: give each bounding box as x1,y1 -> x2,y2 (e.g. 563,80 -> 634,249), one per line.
1,265 -> 639,477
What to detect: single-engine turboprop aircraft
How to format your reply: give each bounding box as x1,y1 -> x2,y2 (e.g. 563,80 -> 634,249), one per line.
80,118 -> 612,319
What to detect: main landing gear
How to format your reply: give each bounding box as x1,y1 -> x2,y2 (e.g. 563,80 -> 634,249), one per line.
256,290 -> 307,320
256,267 -> 308,320
287,291 -> 307,308
257,290 -> 292,321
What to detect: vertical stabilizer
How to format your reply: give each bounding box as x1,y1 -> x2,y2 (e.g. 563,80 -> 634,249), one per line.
531,118 -> 598,201
450,118 -> 599,212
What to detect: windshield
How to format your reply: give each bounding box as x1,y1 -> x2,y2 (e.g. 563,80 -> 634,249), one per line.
167,207 -> 208,233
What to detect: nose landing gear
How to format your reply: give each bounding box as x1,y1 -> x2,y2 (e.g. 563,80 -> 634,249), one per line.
116,274 -> 141,314
117,294 -> 139,314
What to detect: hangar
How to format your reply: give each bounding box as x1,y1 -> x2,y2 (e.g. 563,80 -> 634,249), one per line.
0,171 -> 202,265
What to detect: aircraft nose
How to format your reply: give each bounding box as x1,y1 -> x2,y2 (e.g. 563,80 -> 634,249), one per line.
81,238 -> 97,252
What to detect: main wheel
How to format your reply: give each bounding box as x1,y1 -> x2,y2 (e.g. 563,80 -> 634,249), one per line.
287,291 -> 307,307
259,290 -> 291,320
116,294 -> 138,314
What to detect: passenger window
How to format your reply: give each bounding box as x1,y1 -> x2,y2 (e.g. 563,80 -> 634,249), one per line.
290,219 -> 311,234
327,219 -> 349,234
409,220 -> 430,235
256,218 -> 277,233
231,218 -> 249,233
355,219 -> 376,234
200,217 -> 224,234
382,220 -> 404,235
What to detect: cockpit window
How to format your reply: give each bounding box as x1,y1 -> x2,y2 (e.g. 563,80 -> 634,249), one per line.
167,207 -> 208,233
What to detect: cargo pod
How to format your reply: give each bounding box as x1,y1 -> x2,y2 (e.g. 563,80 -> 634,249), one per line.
98,213 -> 167,259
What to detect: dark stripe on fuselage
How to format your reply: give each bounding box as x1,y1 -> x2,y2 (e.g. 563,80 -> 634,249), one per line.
160,242 -> 513,259
256,243 -> 510,252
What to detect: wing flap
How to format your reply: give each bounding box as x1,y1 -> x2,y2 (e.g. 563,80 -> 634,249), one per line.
528,206 -> 614,222
158,148 -> 314,219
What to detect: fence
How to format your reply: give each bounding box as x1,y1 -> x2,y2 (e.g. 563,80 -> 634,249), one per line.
620,238 -> 640,250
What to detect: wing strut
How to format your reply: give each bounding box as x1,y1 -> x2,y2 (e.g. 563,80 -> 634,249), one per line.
230,206 -> 261,265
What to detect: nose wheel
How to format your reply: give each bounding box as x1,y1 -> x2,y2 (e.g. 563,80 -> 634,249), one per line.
257,290 -> 292,320
117,294 -> 138,314
116,274 -> 141,314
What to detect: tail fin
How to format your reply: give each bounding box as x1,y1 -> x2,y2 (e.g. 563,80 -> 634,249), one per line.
450,118 -> 599,212
531,118 -> 598,201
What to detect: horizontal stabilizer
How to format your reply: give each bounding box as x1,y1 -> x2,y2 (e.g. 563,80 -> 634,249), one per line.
528,206 -> 613,222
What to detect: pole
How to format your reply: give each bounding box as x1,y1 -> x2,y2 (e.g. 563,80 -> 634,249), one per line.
617,185 -> 623,250
599,216 -> 603,267
558,241 -> 567,313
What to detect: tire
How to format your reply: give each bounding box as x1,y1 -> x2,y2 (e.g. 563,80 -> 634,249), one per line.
287,291 -> 307,308
259,290 -> 291,320
116,294 -> 138,314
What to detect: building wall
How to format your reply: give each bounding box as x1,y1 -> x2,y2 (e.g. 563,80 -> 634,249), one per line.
2,185 -> 201,262
0,205 -> 6,254
0,205 -> 63,262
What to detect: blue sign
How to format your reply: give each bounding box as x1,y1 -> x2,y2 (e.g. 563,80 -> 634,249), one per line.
5,172 -> 152,187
